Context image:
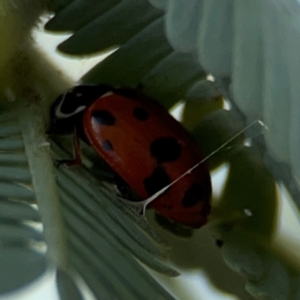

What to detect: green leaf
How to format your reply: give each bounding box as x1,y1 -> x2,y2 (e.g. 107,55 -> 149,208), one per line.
55,0 -> 163,55
45,0 -> 122,32
83,18 -> 172,88
215,146 -> 277,238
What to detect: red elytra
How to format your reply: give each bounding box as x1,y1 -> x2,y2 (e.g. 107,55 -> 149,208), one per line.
51,85 -> 211,228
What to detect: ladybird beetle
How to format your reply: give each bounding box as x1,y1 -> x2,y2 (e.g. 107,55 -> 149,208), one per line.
50,85 -> 211,228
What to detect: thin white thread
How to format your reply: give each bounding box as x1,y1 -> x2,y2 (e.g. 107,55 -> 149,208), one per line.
118,119 -> 265,215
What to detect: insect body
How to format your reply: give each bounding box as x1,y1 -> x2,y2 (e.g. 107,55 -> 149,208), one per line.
51,85 -> 211,228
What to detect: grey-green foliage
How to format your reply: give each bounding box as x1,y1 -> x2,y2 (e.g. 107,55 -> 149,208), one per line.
2,0 -> 300,299
163,0 -> 300,211
0,111 -> 46,294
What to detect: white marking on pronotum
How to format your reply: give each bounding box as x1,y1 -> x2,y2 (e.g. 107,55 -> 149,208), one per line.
55,91 -> 114,119
119,119 -> 266,216
55,90 -> 87,119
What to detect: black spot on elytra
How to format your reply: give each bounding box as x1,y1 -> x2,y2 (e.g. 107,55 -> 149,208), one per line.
133,107 -> 149,121
150,137 -> 181,163
143,167 -> 171,196
102,140 -> 113,151
182,184 -> 204,208
216,239 -> 224,248
92,110 -> 115,125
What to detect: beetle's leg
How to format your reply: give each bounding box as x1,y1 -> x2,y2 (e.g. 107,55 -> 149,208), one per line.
56,127 -> 82,167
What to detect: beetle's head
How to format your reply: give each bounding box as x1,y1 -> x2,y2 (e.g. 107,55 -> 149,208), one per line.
49,85 -> 111,134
